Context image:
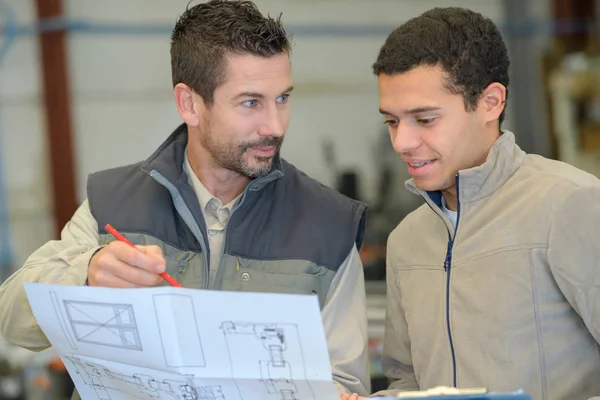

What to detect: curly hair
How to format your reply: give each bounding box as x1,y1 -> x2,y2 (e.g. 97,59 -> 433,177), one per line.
373,7 -> 510,123
170,0 -> 291,105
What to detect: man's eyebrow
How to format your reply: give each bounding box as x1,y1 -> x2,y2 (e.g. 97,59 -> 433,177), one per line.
406,106 -> 442,114
234,91 -> 265,100
379,106 -> 442,116
234,86 -> 294,101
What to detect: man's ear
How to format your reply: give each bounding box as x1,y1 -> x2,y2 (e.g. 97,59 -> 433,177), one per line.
174,83 -> 205,127
478,82 -> 506,123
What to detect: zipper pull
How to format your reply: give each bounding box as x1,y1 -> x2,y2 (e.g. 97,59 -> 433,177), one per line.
444,240 -> 453,271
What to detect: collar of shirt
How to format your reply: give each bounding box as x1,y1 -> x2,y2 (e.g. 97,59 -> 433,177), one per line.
183,148 -> 242,228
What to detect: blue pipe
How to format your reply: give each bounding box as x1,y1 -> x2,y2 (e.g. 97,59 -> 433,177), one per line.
0,17 -> 598,38
0,0 -> 18,278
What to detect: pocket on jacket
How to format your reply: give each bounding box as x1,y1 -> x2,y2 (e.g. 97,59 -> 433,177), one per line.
218,255 -> 333,306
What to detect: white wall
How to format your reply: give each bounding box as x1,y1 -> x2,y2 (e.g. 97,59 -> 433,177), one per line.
0,0 -> 507,269
0,0 -> 54,271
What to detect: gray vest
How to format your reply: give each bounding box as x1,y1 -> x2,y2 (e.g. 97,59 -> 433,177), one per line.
87,124 -> 367,305
69,125 -> 367,400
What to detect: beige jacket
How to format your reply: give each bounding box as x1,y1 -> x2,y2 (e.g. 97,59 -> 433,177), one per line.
379,131 -> 600,400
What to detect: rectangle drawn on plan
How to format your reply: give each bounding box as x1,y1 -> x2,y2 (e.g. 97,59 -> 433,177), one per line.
50,291 -> 77,350
63,300 -> 142,350
153,294 -> 206,367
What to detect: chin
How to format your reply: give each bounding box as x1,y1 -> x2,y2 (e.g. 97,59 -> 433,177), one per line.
250,157 -> 273,170
412,178 -> 445,192
241,161 -> 272,179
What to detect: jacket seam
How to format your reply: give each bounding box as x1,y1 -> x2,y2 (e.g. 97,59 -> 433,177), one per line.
394,244 -> 549,271
98,230 -> 202,254
227,252 -> 335,271
394,266 -> 444,271
529,249 -> 548,400
457,162 -> 588,205
452,244 -> 547,267
521,169 -> 600,189
228,268 -> 327,278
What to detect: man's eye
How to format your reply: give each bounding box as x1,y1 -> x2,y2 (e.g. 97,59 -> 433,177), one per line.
243,100 -> 257,108
418,118 -> 436,125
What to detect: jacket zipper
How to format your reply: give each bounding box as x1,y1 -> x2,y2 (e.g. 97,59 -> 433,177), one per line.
443,173 -> 460,387
149,170 -> 210,287
150,167 -> 279,289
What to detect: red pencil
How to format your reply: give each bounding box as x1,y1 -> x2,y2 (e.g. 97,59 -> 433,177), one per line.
104,224 -> 183,288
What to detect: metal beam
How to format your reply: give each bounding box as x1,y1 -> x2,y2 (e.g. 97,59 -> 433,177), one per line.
503,0 -> 553,157
35,0 -> 78,238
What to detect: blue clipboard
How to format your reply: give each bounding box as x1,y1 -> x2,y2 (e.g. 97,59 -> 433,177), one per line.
373,389 -> 532,400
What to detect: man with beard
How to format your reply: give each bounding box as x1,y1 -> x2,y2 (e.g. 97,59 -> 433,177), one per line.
0,1 -> 370,398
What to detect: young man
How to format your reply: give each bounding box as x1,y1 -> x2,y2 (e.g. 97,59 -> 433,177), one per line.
0,1 -> 370,398
367,6 -> 599,400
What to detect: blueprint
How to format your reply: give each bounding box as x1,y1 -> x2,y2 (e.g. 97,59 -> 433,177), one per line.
24,283 -> 339,400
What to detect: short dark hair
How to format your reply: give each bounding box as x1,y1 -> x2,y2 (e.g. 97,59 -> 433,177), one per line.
170,0 -> 291,105
373,7 -> 510,124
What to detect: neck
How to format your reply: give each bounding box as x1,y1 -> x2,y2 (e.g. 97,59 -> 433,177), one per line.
441,126 -> 501,211
442,187 -> 458,211
187,144 -> 250,205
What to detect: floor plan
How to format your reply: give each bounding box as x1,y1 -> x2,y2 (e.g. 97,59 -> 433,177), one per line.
221,322 -> 315,400
67,355 -> 223,400
25,283 -> 340,400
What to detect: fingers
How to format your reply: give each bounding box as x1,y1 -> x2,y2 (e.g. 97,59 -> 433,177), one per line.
339,393 -> 362,400
88,243 -> 166,288
112,243 -> 164,273
96,254 -> 163,286
88,268 -> 145,288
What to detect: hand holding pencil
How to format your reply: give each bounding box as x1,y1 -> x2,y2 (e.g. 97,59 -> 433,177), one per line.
87,224 -> 182,288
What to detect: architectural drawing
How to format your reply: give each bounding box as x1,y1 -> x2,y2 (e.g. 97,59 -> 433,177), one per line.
27,284 -> 339,400
66,355 -> 224,400
50,291 -> 77,350
221,322 -> 314,400
153,294 -> 206,367
62,300 -> 143,350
